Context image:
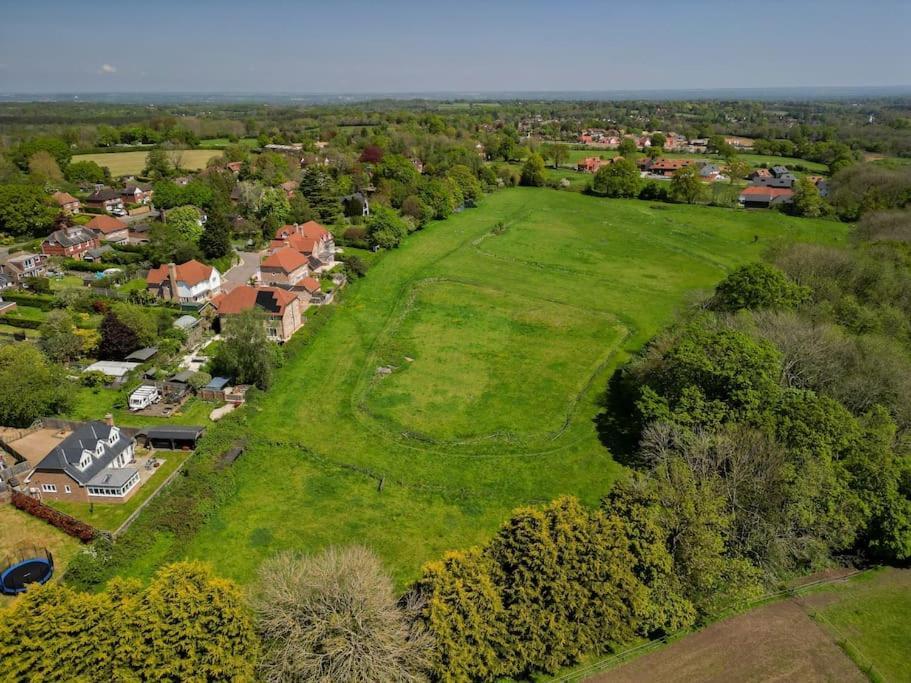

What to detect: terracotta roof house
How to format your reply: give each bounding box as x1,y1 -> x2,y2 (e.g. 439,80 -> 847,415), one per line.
646,158 -> 697,176
41,226 -> 100,260
738,186 -> 795,209
26,419 -> 140,503
85,187 -> 126,214
86,215 -> 129,244
0,253 -> 47,283
270,221 -> 335,269
146,260 -> 222,303
260,247 -> 310,287
212,285 -> 304,342
52,191 -> 81,215
226,161 -> 243,175
748,168 -> 772,180
121,183 -> 154,206
577,157 -> 606,173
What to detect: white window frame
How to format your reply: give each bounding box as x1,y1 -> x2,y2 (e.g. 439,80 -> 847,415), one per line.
64,485 -> 72,494
41,483 -> 57,493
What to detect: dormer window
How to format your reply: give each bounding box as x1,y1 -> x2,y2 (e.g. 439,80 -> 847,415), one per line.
78,451 -> 93,470
108,428 -> 119,446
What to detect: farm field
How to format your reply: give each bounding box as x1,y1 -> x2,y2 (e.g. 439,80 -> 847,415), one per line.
587,568 -> 910,683
119,188 -> 847,588
71,149 -> 221,176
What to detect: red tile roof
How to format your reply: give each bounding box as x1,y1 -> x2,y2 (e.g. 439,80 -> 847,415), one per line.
146,260 -> 215,286
274,220 -> 330,241
261,248 -> 309,273
212,285 -> 296,316
86,215 -> 128,234
300,277 -> 321,294
739,186 -> 794,197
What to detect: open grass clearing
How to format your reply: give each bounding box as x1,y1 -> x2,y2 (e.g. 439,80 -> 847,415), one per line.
108,188 -> 847,589
197,137 -> 258,149
71,149 -> 221,176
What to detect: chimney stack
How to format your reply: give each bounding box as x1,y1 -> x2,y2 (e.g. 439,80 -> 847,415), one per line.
167,262 -> 179,301
104,413 -> 114,427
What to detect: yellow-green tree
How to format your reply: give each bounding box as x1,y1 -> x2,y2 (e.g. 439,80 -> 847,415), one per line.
118,561 -> 258,682
415,549 -> 507,682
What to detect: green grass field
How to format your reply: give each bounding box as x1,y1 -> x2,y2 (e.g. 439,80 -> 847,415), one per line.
811,568 -> 911,681
71,149 -> 221,176
116,188 -> 847,588
198,137 -> 259,149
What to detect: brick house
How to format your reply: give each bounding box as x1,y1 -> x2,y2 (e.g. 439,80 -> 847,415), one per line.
121,183 -> 154,206
260,247 -> 311,287
212,285 -> 303,342
85,187 -> 125,214
0,253 -> 47,284
577,157 -> 606,173
26,419 -> 140,503
270,221 -> 336,270
51,191 -> 81,215
86,215 -> 130,244
41,226 -> 100,259
646,158 -> 697,177
146,260 -> 222,303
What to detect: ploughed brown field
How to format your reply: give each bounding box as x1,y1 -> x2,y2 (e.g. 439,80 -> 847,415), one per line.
590,600 -> 865,683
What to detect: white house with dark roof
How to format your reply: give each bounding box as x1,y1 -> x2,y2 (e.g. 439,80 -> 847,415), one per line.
26,419 -> 140,503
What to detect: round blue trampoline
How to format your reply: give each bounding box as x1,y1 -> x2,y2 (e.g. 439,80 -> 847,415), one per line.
1,548 -> 54,595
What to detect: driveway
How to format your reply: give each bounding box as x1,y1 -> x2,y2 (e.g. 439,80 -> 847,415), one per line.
222,251 -> 262,291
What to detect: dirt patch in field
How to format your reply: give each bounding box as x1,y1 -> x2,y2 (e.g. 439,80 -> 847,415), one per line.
590,600 -> 865,683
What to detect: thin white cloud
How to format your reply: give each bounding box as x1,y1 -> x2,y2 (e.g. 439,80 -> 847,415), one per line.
100,64 -> 116,74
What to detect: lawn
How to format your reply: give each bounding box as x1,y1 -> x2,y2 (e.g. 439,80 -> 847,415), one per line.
117,188 -> 848,589
47,449 -> 192,532
71,149 -> 222,176
62,387 -> 214,427
0,505 -> 82,610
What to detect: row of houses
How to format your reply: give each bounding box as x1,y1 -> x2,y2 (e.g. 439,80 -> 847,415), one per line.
576,155 -> 727,182
737,166 -> 828,209
578,129 -> 754,153
143,220 -> 338,343
51,183 -> 154,217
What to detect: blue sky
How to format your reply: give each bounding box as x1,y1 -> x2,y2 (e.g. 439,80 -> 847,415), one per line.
1,0 -> 908,93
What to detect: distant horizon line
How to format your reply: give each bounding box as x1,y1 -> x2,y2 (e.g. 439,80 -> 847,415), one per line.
1,84 -> 910,103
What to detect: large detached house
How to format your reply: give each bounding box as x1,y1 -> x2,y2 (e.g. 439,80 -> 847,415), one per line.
85,187 -> 125,214
52,191 -> 81,215
0,253 -> 47,283
41,226 -> 100,259
146,260 -> 222,303
270,221 -> 335,270
27,420 -> 140,503
260,248 -> 311,286
212,285 -> 303,342
121,183 -> 154,205
86,215 -> 130,244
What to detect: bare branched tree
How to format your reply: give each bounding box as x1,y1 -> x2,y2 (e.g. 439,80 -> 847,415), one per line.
252,546 -> 432,683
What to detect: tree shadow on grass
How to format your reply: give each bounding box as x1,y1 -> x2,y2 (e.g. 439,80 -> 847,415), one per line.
593,368 -> 647,469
